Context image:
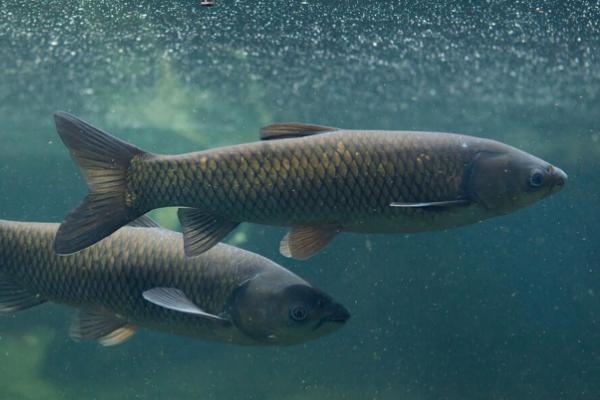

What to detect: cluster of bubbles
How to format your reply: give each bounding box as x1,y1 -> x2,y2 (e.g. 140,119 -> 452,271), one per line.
0,1 -> 598,134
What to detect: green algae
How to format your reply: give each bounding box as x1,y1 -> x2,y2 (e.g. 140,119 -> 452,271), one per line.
0,329 -> 61,400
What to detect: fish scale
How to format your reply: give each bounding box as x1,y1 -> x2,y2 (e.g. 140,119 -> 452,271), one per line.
0,221 -> 263,337
131,131 -> 473,226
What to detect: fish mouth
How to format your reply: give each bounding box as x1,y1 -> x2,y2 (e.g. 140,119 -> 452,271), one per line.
314,303 -> 350,330
550,166 -> 568,192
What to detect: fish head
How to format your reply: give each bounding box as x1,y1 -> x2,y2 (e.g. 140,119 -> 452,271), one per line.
466,142 -> 567,214
228,271 -> 349,345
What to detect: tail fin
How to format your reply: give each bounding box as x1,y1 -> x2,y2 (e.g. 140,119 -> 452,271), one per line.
53,112 -> 149,254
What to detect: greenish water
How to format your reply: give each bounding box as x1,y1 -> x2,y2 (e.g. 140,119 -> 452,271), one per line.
0,1 -> 599,399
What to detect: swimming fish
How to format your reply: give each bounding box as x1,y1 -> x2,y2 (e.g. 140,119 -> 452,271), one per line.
52,112 -> 567,260
0,218 -> 349,346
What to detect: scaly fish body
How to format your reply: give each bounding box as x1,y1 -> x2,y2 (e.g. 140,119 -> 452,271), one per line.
0,220 -> 349,345
52,114 -> 567,259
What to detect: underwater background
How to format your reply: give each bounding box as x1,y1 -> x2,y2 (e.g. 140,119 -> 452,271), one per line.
0,1 -> 599,399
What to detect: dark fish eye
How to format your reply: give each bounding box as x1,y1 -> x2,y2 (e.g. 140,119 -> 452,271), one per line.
289,305 -> 308,322
529,170 -> 544,188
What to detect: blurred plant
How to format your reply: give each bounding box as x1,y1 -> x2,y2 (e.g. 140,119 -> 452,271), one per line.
0,329 -> 61,399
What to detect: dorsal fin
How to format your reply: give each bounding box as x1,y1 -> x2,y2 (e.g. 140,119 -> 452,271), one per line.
259,123 -> 338,140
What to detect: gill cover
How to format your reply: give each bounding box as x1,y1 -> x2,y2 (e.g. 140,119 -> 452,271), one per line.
466,149 -> 558,214
466,151 -> 511,210
227,271 -> 347,345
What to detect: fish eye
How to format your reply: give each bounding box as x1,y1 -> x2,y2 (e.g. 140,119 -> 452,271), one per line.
529,170 -> 544,188
289,305 -> 308,322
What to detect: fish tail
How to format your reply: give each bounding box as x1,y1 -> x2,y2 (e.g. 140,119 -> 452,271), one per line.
53,112 -> 151,254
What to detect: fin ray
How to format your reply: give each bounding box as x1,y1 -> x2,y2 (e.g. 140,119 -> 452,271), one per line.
142,287 -> 228,322
178,208 -> 239,257
260,123 -> 338,140
98,326 -> 138,347
389,200 -> 469,208
127,215 -> 161,228
53,112 -> 149,254
70,307 -> 137,346
280,225 -> 338,260
0,277 -> 46,313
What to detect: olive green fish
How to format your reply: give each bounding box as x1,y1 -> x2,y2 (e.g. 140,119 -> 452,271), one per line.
0,218 -> 349,346
53,112 -> 567,260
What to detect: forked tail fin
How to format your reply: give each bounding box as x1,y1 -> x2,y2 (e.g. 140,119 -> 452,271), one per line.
53,112 -> 151,254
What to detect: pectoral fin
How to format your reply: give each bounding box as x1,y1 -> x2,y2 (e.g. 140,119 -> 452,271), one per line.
178,208 -> 239,257
142,287 -> 228,322
126,215 -> 161,228
389,200 -> 469,208
70,307 -> 138,347
259,123 -> 338,140
280,225 -> 338,260
0,275 -> 46,313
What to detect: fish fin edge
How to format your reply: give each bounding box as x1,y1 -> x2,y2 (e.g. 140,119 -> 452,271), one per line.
98,325 -> 138,347
389,200 -> 470,208
280,225 -> 338,260
70,307 -> 136,346
178,208 -> 239,257
0,275 -> 46,314
53,112 -> 150,255
142,287 -> 228,322
126,215 -> 161,229
259,123 -> 338,140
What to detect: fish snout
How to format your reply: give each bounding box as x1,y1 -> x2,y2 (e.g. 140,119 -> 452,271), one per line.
551,166 -> 568,191
325,302 -> 351,323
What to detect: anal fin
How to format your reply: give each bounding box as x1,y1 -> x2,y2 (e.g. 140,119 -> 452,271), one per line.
280,225 -> 338,260
0,276 -> 46,313
178,208 -> 239,257
70,307 -> 138,346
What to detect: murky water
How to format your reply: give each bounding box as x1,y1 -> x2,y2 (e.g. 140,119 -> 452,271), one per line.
0,1 -> 598,399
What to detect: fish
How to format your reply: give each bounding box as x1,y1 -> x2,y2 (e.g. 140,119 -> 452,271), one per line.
0,217 -> 349,346
52,112 -> 567,260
